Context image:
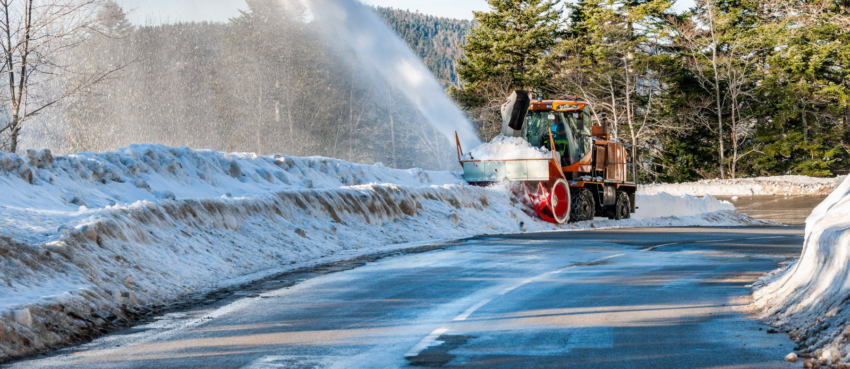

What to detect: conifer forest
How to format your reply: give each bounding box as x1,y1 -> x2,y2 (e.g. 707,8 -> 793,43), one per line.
2,0 -> 848,180
455,0 -> 850,181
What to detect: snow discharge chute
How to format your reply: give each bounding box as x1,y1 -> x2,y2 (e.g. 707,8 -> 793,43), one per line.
502,90 -> 532,136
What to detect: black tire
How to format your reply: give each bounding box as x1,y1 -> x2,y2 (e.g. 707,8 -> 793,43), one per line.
570,189 -> 595,222
614,191 -> 631,220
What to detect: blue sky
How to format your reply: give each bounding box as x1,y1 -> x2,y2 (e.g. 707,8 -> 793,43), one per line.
116,0 -> 697,24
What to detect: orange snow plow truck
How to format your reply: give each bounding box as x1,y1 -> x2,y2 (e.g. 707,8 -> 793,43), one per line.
456,90 -> 638,224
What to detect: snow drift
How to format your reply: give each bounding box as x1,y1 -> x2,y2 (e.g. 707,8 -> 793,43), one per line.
752,175 -> 850,364
633,193 -> 733,219
0,145 -> 762,362
640,175 -> 845,196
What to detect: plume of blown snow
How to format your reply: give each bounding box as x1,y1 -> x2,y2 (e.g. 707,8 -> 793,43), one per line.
293,0 -> 482,149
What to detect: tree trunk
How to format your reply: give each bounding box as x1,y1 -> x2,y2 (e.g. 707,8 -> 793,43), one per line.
286,107 -> 294,147
348,79 -> 354,162
608,77 -> 619,138
9,117 -> 18,153
802,109 -> 808,143
845,106 -> 849,143
388,90 -> 396,168
708,2 -> 725,179
625,64 -> 636,147
257,95 -> 263,153
5,0 -> 32,154
731,99 -> 738,179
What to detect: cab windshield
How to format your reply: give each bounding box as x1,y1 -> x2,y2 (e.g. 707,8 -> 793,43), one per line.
523,110 -> 592,166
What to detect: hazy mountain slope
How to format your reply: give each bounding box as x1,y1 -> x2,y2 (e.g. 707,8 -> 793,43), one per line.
374,7 -> 471,86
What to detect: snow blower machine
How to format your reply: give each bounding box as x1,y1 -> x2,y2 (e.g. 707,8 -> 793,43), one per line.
456,91 -> 638,224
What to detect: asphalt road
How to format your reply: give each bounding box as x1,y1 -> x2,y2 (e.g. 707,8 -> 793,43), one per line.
9,226 -> 805,369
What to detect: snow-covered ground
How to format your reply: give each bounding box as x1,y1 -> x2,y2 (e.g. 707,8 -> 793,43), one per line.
752,175 -> 850,366
640,175 -> 846,196
0,145 -> 764,362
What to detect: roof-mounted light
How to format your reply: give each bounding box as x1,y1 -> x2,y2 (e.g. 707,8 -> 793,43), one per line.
556,104 -> 581,111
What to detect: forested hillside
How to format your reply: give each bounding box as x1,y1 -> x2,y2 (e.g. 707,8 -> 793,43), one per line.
22,0 -> 457,170
374,7 -> 471,86
455,0 -> 850,180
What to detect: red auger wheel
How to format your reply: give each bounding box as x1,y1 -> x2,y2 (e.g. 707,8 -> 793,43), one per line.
549,179 -> 570,224
514,179 -> 571,224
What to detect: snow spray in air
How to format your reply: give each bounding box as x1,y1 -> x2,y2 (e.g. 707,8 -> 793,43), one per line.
293,0 -> 482,149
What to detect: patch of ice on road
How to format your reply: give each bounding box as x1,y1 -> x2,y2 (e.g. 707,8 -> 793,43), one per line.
567,326 -> 614,350
461,135 -> 551,161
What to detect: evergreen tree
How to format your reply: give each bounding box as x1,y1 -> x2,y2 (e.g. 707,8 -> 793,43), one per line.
551,0 -> 674,155
458,0 -> 563,90
746,0 -> 850,177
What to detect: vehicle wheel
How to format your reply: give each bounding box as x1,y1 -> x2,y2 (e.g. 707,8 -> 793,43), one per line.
570,189 -> 595,222
614,191 -> 631,220
549,179 -> 571,224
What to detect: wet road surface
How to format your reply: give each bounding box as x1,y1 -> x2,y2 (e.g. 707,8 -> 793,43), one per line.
8,226 -> 804,368
715,195 -> 827,226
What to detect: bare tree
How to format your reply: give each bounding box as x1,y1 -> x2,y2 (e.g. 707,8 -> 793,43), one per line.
0,0 -> 122,153
673,1 -> 730,178
550,21 -> 675,154
722,37 -> 760,178
705,1 -> 724,179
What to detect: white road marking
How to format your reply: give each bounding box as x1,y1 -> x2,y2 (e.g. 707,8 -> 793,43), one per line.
643,242 -> 681,251
405,327 -> 449,357
409,252 -> 628,358
453,299 -> 492,321
503,253 -> 626,293
590,253 -> 626,262
499,279 -> 533,295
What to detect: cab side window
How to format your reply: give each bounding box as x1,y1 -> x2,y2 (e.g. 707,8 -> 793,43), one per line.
582,110 -> 592,137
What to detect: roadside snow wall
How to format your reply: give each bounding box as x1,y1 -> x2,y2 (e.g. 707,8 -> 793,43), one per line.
633,193 -> 733,219
0,145 -> 763,362
752,175 -> 850,364
640,175 -> 845,196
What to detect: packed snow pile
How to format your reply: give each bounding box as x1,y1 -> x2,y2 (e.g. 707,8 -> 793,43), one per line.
640,175 -> 845,196
752,175 -> 850,364
461,135 -> 551,161
0,145 -> 762,362
633,193 -> 734,219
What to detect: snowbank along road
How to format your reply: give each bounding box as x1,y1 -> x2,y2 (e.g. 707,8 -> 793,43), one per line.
0,145 -> 769,361
7,227 -> 803,368
639,175 -> 846,197
752,175 -> 850,366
